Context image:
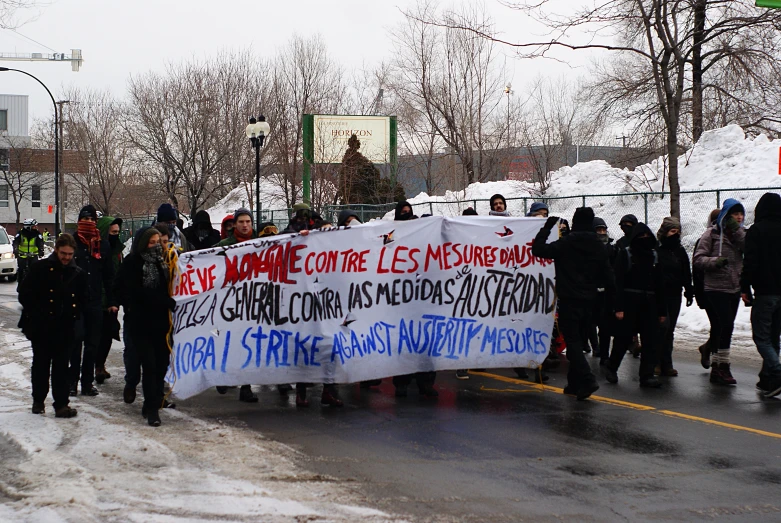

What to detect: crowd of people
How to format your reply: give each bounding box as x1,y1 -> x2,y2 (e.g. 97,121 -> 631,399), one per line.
18,191 -> 781,424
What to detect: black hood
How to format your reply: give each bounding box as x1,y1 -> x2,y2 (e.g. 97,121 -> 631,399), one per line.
628,222 -> 657,250
620,214 -> 639,227
755,192 -> 781,223
395,201 -> 415,221
193,210 -> 213,228
338,209 -> 360,227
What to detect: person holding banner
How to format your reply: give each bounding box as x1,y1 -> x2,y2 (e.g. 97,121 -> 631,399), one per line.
531,207 -> 615,400
112,226 -> 175,427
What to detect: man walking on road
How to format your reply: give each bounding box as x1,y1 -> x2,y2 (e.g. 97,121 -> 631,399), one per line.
532,207 -> 614,400
740,192 -> 781,397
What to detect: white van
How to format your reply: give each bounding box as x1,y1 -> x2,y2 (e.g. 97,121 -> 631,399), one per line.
0,226 -> 18,281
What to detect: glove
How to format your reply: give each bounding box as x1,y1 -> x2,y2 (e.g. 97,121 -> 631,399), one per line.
724,216 -> 740,233
715,257 -> 729,269
544,216 -> 559,230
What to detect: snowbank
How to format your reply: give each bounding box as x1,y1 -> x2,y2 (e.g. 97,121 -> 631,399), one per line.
206,179 -> 291,229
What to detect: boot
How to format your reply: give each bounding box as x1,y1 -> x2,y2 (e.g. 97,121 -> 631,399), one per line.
698,341 -> 711,369
321,386 -> 343,407
394,383 -> 408,398
147,409 -> 161,427
123,385 -> 136,404
216,386 -> 228,394
719,363 -> 737,385
95,366 -> 110,384
531,370 -> 549,384
577,382 -> 600,401
32,402 -> 45,414
277,384 -> 293,395
55,406 -> 78,418
419,383 -> 439,398
514,368 -> 529,379
239,385 -> 258,403
295,384 -> 309,407
640,377 -> 663,388
162,399 -> 176,409
360,379 -> 382,389
710,365 -> 726,385
81,385 -> 99,396
69,383 -> 78,397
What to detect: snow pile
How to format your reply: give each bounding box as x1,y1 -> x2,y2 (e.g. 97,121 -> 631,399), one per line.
206,179 -> 291,228
0,324 -> 398,522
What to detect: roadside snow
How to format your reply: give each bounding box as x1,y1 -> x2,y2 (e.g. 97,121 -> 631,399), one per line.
0,327 -> 400,522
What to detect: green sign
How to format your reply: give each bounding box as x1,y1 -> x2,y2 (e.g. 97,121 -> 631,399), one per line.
757,0 -> 781,8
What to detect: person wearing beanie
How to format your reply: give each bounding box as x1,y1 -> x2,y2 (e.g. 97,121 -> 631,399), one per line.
337,209 -> 361,227
462,207 -> 478,216
283,202 -> 333,234
68,205 -> 116,398
183,210 -> 221,251
616,214 -> 638,252
110,227 -> 175,427
654,217 -> 694,377
604,222 -> 667,388
591,216 -> 615,365
155,203 -> 191,252
525,201 -> 548,218
220,214 -> 235,241
531,207 -> 614,400
741,193 -> 781,397
693,198 -> 746,385
94,216 -> 126,385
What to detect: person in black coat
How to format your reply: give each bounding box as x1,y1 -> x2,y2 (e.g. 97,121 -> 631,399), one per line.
20,234 -> 87,418
590,217 -> 616,364
183,210 -> 221,251
68,205 -> 116,397
741,192 -> 781,397
655,217 -> 694,376
604,223 -> 667,388
112,227 -> 175,427
532,207 -> 615,400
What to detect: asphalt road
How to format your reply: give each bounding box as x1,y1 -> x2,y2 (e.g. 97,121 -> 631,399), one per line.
1,281 -> 780,522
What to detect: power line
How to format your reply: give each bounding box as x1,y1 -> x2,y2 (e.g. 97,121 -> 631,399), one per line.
3,28 -> 57,53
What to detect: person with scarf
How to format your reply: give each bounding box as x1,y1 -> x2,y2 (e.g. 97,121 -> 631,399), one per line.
532,208 -> 615,400
111,227 -> 175,427
68,205 -> 116,397
741,193 -> 781,397
220,214 -> 235,241
590,217 -> 615,365
693,198 -> 746,386
283,202 -> 333,234
604,223 -> 667,388
655,217 -> 694,377
155,203 -> 191,252
94,216 -> 125,385
20,234 -> 87,419
183,210 -> 221,251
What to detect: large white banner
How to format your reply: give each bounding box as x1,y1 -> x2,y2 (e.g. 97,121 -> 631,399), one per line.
170,217 -> 556,399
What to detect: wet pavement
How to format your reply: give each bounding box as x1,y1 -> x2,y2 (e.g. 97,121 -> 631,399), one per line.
1,281 -> 780,522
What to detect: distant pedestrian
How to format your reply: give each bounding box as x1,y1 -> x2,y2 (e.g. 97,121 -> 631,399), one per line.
615,214 -> 638,252
655,217 -> 694,377
19,234 -> 86,418
13,218 -> 44,287
155,203 -> 191,252
693,198 -> 745,386
94,216 -> 125,385
591,217 -> 614,365
741,193 -> 781,397
183,210 -> 221,251
531,208 -> 614,400
220,214 -> 235,240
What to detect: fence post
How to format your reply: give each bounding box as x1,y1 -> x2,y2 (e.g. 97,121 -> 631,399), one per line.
643,193 -> 649,223
716,190 -> 721,209
523,198 -> 528,215
429,202 -> 433,216
582,195 -> 586,207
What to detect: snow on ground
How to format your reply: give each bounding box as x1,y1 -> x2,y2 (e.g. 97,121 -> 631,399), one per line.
206,180 -> 290,230
0,322 -> 401,522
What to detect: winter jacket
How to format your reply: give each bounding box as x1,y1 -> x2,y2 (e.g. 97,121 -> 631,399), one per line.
18,253 -> 87,341
282,211 -> 330,233
693,199 -> 745,294
741,192 -> 781,297
113,252 -> 174,337
73,235 -> 114,306
612,223 -> 667,315
97,216 -> 125,308
656,236 -> 694,298
531,228 -> 615,303
216,229 -> 258,247
183,210 -> 221,251
13,228 -> 44,258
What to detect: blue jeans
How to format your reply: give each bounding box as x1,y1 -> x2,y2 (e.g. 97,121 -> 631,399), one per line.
751,295 -> 781,382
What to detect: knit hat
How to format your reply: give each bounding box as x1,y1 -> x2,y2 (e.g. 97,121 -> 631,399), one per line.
292,202 -> 311,213
592,217 -> 607,230
490,194 -> 507,211
526,202 -> 549,217
233,207 -> 253,223
462,207 -> 478,216
572,207 -> 595,232
619,214 -> 638,227
656,216 -> 681,241
156,203 -> 177,223
78,204 -> 98,221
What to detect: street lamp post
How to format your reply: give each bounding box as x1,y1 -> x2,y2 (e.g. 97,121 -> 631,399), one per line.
245,115 -> 270,227
0,67 -> 60,235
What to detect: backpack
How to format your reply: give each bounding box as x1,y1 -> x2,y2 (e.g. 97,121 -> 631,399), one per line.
692,238 -> 706,309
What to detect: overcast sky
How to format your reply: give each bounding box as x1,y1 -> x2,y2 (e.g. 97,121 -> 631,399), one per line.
1,0 -> 592,125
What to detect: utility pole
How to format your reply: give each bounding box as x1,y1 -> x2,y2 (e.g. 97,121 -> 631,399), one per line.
56,100 -> 71,232
616,135 -> 630,148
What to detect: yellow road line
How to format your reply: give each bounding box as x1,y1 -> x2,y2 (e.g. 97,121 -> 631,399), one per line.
471,371 -> 781,439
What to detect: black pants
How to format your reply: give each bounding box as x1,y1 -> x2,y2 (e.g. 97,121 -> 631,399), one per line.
608,293 -> 660,380
137,331 -> 171,411
16,256 -> 35,290
95,310 -> 117,370
32,337 -> 72,410
658,293 -> 682,370
124,328 -> 141,387
703,291 -> 740,353
592,292 -> 613,361
69,303 -> 102,389
393,372 -> 436,389
557,300 -> 597,389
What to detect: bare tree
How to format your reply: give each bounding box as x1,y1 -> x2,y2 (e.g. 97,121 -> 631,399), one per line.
0,136 -> 51,226
0,0 -> 42,28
